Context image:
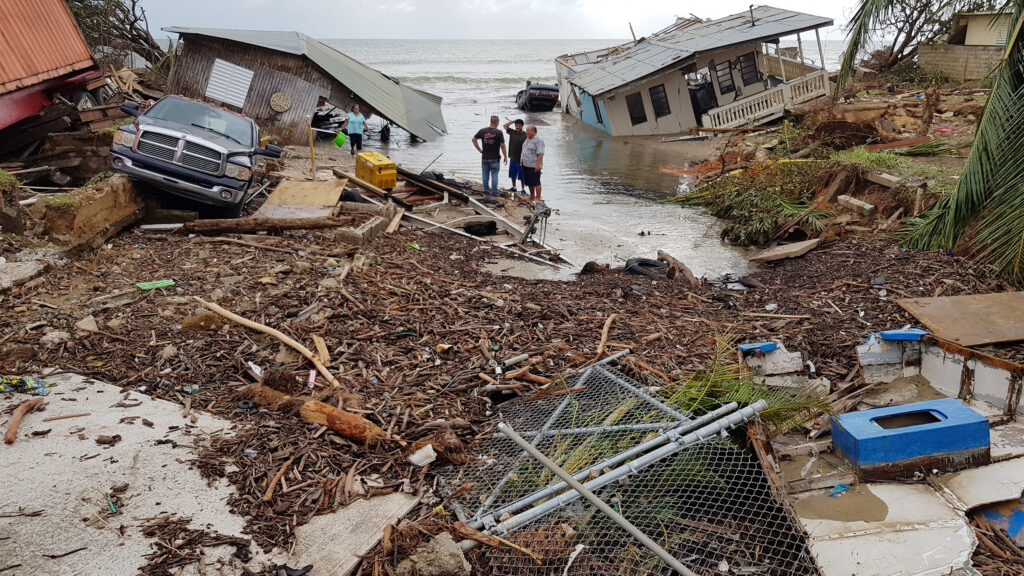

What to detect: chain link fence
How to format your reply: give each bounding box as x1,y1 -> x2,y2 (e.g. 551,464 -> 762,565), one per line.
438,363 -> 819,576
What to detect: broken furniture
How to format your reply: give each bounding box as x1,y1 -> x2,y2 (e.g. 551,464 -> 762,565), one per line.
832,398 -> 990,480
740,341 -> 829,395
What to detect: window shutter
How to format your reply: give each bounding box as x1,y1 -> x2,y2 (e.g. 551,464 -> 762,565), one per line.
205,59 -> 254,108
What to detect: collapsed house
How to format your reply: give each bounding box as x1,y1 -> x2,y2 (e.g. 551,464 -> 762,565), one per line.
555,6 -> 833,135
162,27 -> 448,145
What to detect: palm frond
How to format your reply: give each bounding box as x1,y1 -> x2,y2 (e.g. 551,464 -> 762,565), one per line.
834,0 -> 900,98
904,13 -> 1024,273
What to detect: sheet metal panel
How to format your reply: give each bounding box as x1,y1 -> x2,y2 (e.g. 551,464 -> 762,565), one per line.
0,0 -> 95,94
164,27 -> 447,141
570,6 -> 832,96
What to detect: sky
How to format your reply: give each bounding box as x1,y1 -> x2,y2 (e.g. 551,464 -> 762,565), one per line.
144,0 -> 860,42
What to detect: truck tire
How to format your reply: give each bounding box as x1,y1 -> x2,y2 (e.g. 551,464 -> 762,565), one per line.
624,258 -> 668,277
72,90 -> 98,111
217,203 -> 243,219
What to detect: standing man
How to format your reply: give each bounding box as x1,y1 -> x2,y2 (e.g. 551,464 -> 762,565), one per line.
472,115 -> 507,197
520,124 -> 545,203
503,118 -> 527,195
342,104 -> 370,156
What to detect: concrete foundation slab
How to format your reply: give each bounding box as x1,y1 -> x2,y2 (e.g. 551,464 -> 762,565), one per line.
794,483 -> 975,576
749,238 -> 820,262
0,373 -> 249,576
289,492 -> 419,576
936,456 -> 1024,510
0,259 -> 47,290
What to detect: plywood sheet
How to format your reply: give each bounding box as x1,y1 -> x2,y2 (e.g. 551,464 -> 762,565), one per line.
254,178 -> 346,219
897,291 -> 1024,346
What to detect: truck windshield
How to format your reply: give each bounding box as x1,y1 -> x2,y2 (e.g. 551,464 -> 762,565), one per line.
146,98 -> 253,146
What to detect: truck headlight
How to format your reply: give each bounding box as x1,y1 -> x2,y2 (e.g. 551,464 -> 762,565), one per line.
224,164 -> 251,181
113,130 -> 136,147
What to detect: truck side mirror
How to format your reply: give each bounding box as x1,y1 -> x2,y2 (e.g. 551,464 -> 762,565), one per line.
259,144 -> 282,158
121,101 -> 142,117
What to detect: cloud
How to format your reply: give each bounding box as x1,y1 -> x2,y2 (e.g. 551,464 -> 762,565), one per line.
378,1 -> 416,12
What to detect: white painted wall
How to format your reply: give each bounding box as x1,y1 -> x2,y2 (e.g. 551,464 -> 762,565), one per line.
963,14 -> 1012,46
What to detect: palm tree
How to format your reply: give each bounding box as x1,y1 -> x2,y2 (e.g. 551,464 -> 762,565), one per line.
835,2 -> 1024,284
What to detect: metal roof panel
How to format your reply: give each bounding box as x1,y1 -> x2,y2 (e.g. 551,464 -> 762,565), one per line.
163,27 -> 447,141
570,5 -> 833,95
0,0 -> 95,95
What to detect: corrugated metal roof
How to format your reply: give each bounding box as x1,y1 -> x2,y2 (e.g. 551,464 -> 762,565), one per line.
163,27 -> 447,141
570,6 -> 833,96
0,0 -> 95,95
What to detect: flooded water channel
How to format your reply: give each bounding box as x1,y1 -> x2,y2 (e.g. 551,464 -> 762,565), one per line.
325,39 -> 752,278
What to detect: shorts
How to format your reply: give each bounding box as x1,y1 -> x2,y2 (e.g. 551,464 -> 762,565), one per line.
508,161 -> 522,181
349,133 -> 363,150
523,166 -> 541,187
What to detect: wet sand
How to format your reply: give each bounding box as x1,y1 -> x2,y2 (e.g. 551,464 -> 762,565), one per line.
794,485 -> 890,523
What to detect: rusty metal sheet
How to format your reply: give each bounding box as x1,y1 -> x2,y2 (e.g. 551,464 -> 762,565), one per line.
0,0 -> 95,95
897,292 -> 1024,346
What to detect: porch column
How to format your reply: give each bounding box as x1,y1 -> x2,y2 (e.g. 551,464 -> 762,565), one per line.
777,42 -> 787,82
797,32 -> 805,65
815,29 -> 826,70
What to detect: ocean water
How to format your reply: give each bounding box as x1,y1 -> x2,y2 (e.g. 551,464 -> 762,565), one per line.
322,39 -> 844,277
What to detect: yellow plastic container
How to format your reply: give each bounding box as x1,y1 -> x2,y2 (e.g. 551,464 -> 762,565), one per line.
355,151 -> 397,189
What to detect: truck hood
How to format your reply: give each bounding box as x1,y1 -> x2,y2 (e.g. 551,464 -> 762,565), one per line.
137,116 -> 253,153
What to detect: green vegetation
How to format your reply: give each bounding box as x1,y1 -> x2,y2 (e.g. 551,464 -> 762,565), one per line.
0,169 -> 18,194
832,147 -> 907,171
84,171 -> 114,188
98,118 -> 134,135
669,160 -> 833,246
891,139 -> 961,157
46,194 -> 79,209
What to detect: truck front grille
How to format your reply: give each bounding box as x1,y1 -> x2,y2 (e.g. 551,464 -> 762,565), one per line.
136,130 -> 224,176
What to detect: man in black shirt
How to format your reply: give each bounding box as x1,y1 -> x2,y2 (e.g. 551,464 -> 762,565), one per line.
472,115 -> 507,197
503,118 -> 527,195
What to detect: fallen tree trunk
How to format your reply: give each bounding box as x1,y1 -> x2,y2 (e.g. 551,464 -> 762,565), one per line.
242,384 -> 383,444
657,250 -> 700,288
181,216 -> 357,235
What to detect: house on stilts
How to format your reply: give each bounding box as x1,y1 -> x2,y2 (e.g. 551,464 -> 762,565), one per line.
555,6 -> 833,136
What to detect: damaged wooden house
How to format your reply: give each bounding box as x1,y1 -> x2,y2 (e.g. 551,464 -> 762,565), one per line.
162,27 -> 447,145
555,6 -> 833,135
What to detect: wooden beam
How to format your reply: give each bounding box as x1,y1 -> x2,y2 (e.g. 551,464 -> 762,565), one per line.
180,216 -> 359,235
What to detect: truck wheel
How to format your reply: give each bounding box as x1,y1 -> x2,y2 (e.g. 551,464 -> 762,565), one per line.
72,90 -> 98,110
217,203 -> 243,219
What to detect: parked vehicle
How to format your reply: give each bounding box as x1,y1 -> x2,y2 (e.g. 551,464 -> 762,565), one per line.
109,95 -> 281,217
515,81 -> 559,112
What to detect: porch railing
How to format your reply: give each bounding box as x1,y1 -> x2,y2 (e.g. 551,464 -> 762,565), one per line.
701,70 -> 829,130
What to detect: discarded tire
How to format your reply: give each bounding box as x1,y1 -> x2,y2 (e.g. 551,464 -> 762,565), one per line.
624,257 -> 668,277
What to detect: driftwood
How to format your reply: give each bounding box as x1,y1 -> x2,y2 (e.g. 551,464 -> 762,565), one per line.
453,521 -> 542,561
5,398 -> 43,444
195,297 -> 345,389
657,250 -> 700,288
242,384 -> 383,445
181,216 -> 357,235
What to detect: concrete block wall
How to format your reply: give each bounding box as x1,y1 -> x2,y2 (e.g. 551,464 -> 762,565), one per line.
918,45 -> 1003,81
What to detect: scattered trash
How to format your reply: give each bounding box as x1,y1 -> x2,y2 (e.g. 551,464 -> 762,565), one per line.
829,483 -> 851,498
406,242 -> 421,251
0,375 -> 50,395
136,280 -> 176,291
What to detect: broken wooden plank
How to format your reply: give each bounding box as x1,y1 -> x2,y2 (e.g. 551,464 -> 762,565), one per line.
180,216 -> 359,235
749,239 -> 820,263
385,207 -> 405,234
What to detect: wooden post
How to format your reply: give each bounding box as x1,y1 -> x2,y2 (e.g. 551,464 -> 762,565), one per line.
777,43 -> 787,83
308,125 -> 316,180
815,28 -> 826,71
797,32 -> 805,65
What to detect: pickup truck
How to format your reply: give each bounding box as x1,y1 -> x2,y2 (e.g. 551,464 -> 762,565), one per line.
109,95 -> 281,217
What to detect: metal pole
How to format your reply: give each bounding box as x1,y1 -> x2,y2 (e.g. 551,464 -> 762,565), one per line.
499,422 -> 700,576
307,125 -> 316,180
471,401 -> 741,530
815,28 -> 826,71
512,421 -> 677,440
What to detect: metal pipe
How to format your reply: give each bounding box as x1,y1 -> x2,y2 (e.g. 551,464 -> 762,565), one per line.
596,365 -> 690,422
499,422 -> 700,576
510,421 -> 677,440
471,401 -> 741,530
485,401 -> 767,536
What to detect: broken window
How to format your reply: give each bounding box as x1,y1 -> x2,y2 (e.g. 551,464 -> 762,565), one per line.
592,95 -> 603,124
205,58 -> 254,108
626,92 -> 647,125
649,84 -> 671,118
737,52 -> 760,86
714,60 -> 735,94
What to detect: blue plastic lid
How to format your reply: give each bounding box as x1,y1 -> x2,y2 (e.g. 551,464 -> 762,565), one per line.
879,328 -> 930,341
738,342 -> 779,353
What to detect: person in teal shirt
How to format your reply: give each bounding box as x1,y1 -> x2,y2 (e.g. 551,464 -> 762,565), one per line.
342,104 -> 370,155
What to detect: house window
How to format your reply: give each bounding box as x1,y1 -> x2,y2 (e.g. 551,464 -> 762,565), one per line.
737,52 -> 760,86
714,60 -> 735,94
592,95 -> 603,124
625,91 -> 647,125
649,84 -> 671,118
205,58 -> 254,108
